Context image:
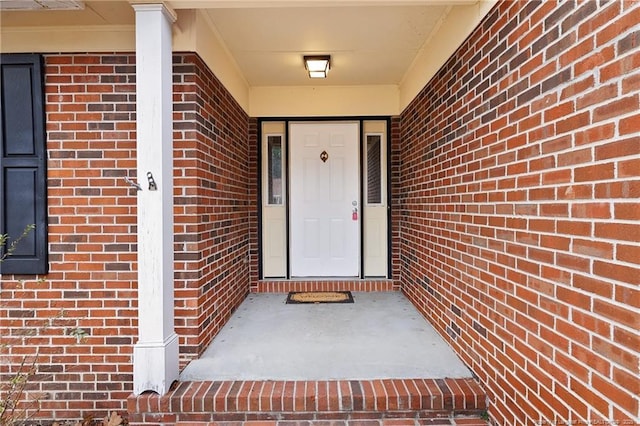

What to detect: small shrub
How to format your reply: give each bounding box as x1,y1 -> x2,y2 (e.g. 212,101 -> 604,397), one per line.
0,226 -> 121,425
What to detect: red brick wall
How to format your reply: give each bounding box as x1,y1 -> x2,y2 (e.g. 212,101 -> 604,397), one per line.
0,53 -> 138,419
172,53 -> 252,364
0,52 -> 251,420
390,117 -> 403,283
398,1 -> 639,423
248,118 -> 260,286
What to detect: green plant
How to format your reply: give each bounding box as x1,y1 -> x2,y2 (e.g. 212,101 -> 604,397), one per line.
0,350 -> 40,425
0,227 -> 126,425
0,224 -> 35,262
1,225 -> 34,424
0,225 -> 89,425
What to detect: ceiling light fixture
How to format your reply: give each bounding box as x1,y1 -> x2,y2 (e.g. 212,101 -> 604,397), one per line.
304,55 -> 330,79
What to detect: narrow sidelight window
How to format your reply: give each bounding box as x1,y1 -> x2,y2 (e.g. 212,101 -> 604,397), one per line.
267,135 -> 283,205
366,134 -> 382,205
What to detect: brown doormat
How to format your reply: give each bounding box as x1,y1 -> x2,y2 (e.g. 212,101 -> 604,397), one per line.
286,291 -> 354,304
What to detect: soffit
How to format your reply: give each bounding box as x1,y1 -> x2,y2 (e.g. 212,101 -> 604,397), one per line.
0,0 -> 474,90
0,1 -> 135,26
201,5 -> 450,86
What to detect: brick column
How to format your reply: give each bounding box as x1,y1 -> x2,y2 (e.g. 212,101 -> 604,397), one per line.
131,3 -> 178,395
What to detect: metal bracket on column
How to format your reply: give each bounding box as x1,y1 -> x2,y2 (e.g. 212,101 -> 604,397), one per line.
146,172 -> 158,191
124,177 -> 142,191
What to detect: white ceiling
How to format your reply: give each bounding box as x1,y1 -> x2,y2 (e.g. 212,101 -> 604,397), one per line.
0,0 -> 479,89
203,5 -> 450,86
0,1 -> 135,25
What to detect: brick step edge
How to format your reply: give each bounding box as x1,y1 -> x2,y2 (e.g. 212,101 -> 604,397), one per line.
172,418 -> 489,426
128,378 -> 487,423
252,279 -> 399,293
155,413 -> 489,425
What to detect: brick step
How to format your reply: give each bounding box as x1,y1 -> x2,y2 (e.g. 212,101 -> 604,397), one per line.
174,416 -> 489,425
253,279 -> 398,293
127,378 -> 487,425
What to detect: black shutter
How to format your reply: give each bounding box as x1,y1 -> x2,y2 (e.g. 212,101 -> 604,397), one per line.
0,54 -> 48,274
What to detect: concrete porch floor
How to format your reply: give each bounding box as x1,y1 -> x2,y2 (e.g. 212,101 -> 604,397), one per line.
180,291 -> 472,381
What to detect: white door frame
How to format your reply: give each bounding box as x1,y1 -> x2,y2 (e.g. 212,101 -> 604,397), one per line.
288,122 -> 361,277
259,118 -> 391,280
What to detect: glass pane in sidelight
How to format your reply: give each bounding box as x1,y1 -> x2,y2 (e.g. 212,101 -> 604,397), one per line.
267,135 -> 283,205
366,134 -> 382,205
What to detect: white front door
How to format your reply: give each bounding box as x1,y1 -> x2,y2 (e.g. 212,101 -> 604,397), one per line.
290,122 -> 360,277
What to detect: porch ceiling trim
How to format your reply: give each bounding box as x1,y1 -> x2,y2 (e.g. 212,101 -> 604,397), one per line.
0,0 -> 498,116
166,0 -> 479,8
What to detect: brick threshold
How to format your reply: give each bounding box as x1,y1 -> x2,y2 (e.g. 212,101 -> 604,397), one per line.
127,377 -> 487,424
253,279 -> 399,293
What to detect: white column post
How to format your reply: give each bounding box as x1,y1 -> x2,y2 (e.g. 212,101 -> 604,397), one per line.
132,3 -> 179,396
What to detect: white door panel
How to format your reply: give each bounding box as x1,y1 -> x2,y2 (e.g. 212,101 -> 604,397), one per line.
290,123 -> 360,277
